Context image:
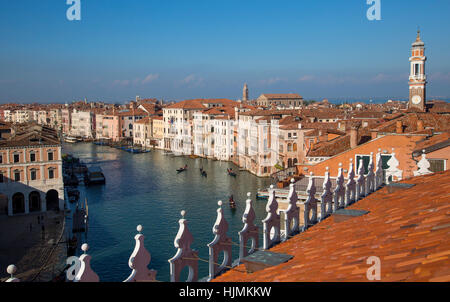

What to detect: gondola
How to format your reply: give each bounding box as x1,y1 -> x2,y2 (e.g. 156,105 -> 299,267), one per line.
177,165 -> 188,173
227,168 -> 237,177
201,170 -> 207,177
229,195 -> 236,209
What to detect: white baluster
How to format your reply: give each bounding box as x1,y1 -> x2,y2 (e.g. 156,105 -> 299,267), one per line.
385,148 -> 403,183
366,152 -> 375,194
262,185 -> 280,250
168,210 -> 198,282
207,201 -> 232,281
320,167 -> 333,221
345,159 -> 356,206
333,163 -> 345,211
123,225 -> 157,282
5,265 -> 20,282
303,172 -> 318,231
283,178 -> 300,239
74,244 -> 99,282
238,192 -> 259,262
414,150 -> 433,176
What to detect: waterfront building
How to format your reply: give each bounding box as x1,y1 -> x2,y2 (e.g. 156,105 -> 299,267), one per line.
192,106 -> 236,160
70,109 -> 95,139
163,99 -> 238,154
256,93 -> 304,108
61,107 -> 71,135
0,123 -> 64,216
117,109 -> 147,140
99,110 -> 121,142
132,116 -> 152,148
151,116 -> 164,149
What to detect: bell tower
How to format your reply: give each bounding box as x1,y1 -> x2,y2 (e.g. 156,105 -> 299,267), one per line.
243,83 -> 249,102
408,30 -> 427,111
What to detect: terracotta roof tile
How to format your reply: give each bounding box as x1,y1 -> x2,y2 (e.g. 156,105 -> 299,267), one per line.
212,170 -> 450,282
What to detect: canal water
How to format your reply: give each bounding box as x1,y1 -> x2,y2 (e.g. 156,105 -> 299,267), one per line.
63,143 -> 271,282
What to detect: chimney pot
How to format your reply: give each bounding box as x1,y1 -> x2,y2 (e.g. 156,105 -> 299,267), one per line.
417,119 -> 424,131
396,121 -> 403,134
350,126 -> 359,149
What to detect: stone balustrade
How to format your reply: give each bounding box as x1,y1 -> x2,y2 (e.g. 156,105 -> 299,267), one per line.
5,149 -> 430,282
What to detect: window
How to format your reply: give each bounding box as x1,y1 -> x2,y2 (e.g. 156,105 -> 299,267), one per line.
429,159 -> 445,173
0,154 -> 2,163
48,152 -> 54,161
14,153 -> 20,163
0,172 -> 3,183
14,170 -> 20,181
356,155 -> 371,175
30,152 -> 36,162
30,169 -> 37,180
48,168 -> 55,179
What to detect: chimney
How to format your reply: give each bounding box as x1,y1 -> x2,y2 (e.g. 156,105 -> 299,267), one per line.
417,119 -> 424,131
371,130 -> 378,140
396,121 -> 403,134
350,126 -> 359,149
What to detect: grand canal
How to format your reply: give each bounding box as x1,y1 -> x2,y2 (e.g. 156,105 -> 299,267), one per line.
63,143 -> 271,282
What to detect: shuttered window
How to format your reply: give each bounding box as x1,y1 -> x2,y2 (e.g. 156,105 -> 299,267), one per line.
429,159 -> 445,173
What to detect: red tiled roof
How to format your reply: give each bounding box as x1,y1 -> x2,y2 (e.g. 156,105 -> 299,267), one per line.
260,93 -> 303,100
213,170 -> 450,282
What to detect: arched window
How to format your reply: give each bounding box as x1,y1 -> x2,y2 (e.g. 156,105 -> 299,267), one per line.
29,192 -> 41,212
12,193 -> 25,214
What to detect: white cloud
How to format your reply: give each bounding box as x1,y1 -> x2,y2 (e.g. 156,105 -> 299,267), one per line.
297,75 -> 316,82
181,74 -> 204,87
260,77 -> 285,85
141,73 -> 159,84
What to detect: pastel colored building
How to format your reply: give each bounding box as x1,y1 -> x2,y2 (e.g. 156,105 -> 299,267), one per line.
0,123 -> 64,216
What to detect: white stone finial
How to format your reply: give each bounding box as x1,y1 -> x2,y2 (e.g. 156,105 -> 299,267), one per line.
7,264 -> 17,277
291,178 -> 295,183
247,192 -> 251,198
326,166 -> 329,172
270,184 -> 274,190
137,225 -> 143,233
181,210 -> 186,218
218,200 -> 223,207
81,243 -> 89,254
339,162 -> 343,168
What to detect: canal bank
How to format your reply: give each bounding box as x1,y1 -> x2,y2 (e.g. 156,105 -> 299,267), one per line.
0,211 -> 68,282
63,142 -> 271,281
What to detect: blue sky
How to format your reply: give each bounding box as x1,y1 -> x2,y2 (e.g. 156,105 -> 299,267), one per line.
1,0 -> 450,103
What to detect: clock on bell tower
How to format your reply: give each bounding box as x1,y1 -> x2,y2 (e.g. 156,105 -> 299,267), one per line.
408,30 -> 427,111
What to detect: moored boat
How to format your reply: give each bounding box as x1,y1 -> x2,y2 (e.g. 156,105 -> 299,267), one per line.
85,166 -> 106,185
64,136 -> 77,143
